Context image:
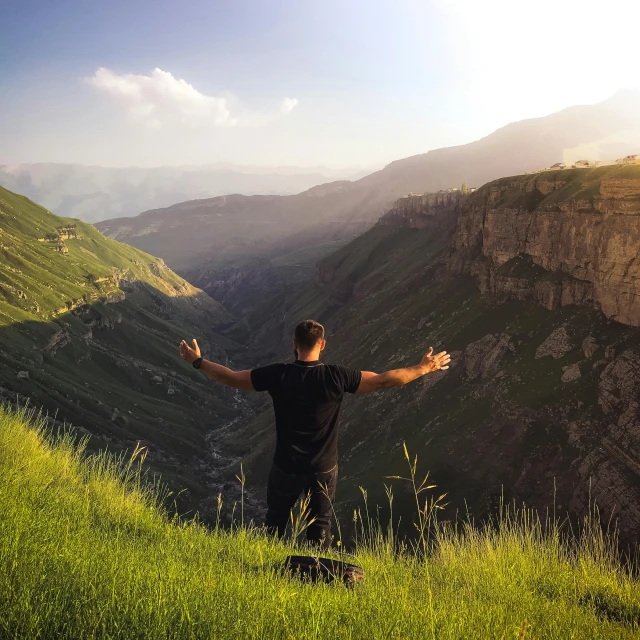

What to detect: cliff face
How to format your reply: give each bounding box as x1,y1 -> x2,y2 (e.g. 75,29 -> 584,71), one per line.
450,166 -> 640,326
378,191 -> 464,230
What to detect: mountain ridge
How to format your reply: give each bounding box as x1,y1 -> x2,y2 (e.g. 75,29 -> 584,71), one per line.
0,162 -> 372,224
97,91 -> 640,282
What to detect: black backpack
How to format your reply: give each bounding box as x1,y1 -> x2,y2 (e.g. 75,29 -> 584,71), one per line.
282,555 -> 364,587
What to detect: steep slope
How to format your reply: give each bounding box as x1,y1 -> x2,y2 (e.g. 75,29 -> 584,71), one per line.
97,91 -> 640,280
222,167 -> 640,543
0,163 -> 372,224
0,186 -> 248,512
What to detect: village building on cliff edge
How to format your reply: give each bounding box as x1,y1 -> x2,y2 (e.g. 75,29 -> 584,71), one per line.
543,154 -> 640,172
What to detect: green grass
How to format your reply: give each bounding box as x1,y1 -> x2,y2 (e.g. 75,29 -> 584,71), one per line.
1,405 -> 639,639
476,165 -> 640,212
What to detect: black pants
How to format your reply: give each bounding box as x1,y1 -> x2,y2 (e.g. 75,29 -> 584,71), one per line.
265,463 -> 338,548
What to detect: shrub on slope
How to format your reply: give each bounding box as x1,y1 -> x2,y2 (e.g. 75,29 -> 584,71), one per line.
0,405 -> 638,639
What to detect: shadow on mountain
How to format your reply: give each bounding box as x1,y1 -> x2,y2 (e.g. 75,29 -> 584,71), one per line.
0,279 -> 260,520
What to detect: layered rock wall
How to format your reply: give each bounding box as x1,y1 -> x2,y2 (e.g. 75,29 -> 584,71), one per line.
379,191 -> 464,230
450,168 -> 640,326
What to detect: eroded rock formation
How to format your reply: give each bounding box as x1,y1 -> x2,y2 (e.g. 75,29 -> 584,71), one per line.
450,167 -> 640,326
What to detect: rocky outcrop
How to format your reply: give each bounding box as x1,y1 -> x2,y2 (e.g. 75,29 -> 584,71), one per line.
102,292 -> 126,305
561,363 -> 581,382
450,166 -> 640,326
535,326 -> 573,360
464,334 -> 513,379
567,350 -> 640,534
43,328 -> 69,354
582,335 -> 599,358
379,191 -> 464,230
598,350 -> 640,421
72,304 -> 122,330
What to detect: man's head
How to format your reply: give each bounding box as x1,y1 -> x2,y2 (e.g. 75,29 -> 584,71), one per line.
293,319 -> 326,360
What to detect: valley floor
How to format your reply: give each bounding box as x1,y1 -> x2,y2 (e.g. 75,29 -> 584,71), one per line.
1,404 -> 639,639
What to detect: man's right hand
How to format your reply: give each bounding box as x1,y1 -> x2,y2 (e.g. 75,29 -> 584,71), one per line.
180,338 -> 201,364
421,347 -> 451,373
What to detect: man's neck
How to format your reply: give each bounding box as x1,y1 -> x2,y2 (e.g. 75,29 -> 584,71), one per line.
297,352 -> 321,362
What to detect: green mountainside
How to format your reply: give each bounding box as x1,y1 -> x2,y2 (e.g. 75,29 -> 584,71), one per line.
2,405 -> 638,639
220,167 -> 640,544
0,186 -> 247,513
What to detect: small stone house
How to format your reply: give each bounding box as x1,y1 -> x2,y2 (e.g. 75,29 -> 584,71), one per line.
574,160 -> 593,168
550,162 -> 566,169
56,225 -> 78,241
616,154 -> 640,165
52,244 -> 69,254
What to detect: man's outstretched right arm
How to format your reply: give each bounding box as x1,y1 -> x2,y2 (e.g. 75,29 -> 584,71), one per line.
355,347 -> 450,395
198,360 -> 255,391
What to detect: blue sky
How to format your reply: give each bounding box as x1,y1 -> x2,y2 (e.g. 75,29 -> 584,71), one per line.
2,0 -> 639,168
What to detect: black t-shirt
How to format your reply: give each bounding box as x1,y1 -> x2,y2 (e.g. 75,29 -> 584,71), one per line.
251,360 -> 362,473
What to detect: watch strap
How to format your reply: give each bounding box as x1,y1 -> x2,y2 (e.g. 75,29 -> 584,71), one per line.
192,357 -> 204,369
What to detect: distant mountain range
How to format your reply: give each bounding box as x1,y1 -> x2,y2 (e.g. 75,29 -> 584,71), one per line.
0,162 -> 374,224
97,91 -> 640,280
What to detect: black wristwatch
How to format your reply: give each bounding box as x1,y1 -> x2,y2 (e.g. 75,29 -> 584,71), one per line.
192,357 -> 204,369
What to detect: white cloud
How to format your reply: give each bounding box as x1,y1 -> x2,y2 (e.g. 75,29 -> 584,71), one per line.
85,67 -> 297,128
280,97 -> 299,114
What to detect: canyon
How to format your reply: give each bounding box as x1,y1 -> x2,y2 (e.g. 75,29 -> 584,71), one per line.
218,165 -> 640,543
4,149 -> 640,543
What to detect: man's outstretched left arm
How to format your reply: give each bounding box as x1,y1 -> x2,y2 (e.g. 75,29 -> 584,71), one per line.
179,339 -> 256,391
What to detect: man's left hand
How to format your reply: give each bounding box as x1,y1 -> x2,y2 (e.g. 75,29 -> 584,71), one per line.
180,338 -> 201,364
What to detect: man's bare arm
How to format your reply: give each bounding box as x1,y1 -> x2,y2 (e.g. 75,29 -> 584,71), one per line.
179,339 -> 256,391
356,347 -> 450,395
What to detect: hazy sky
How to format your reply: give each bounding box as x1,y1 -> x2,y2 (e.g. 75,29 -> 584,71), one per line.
2,0 -> 639,168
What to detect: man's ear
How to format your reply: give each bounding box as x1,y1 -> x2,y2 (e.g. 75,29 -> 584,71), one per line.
320,339 -> 326,351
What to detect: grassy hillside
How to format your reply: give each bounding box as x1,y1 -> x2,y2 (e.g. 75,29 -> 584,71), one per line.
0,185 -> 220,322
0,186 -> 251,516
1,404 -> 639,639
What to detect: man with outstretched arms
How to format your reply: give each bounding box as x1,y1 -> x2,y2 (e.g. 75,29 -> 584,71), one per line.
179,319 -> 450,547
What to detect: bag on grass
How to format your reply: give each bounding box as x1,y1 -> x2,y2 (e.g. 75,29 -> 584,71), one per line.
282,555 -> 364,587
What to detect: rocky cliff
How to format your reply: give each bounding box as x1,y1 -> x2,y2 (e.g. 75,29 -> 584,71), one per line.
379,191 -> 465,230
450,165 -> 640,326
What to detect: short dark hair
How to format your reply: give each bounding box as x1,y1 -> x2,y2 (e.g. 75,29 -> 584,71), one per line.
294,319 -> 325,350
